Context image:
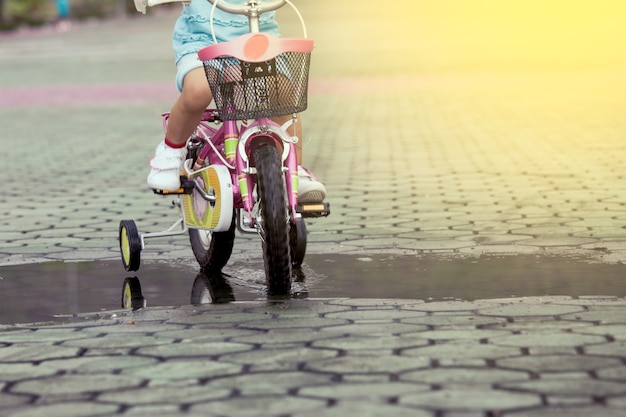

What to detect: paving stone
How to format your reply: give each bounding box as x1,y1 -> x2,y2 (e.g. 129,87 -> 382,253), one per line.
78,322 -> 188,334
499,378 -> 626,397
204,371 -> 335,395
507,406 -> 626,417
485,318 -> 592,333
596,366 -> 626,381
400,367 -> 529,386
517,237 -> 599,248
0,392 -> 34,408
135,341 -> 254,358
299,381 -> 429,400
38,356 -> 159,374
164,312 -> 270,326
399,387 -> 541,411
10,373 -> 145,397
402,299 -> 506,312
218,345 -> 339,372
401,342 -> 521,361
60,334 -> 169,350
0,345 -> 82,363
105,406 -> 203,417
122,359 -> 244,384
305,353 -> 431,375
323,309 -> 428,322
572,324 -> 626,340
96,384 -> 232,406
493,332 -> 607,348
497,354 -> 623,373
1,403 -> 120,417
477,303 -> 584,317
291,400 -> 433,417
0,363 -> 58,382
327,299 -> 425,308
229,328 -> 336,346
410,328 -> 510,341
240,316 -> 349,330
561,309 -> 626,324
312,334 -> 430,352
606,396 -> 626,408
187,394 -> 326,416
544,394 -> 597,407
459,244 -> 543,256
400,314 -> 506,328
320,322 -> 429,336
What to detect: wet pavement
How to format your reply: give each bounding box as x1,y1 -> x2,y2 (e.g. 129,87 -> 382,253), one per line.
2,254 -> 626,325
2,0 -> 626,415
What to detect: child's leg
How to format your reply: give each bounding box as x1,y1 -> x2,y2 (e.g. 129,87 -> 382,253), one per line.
166,68 -> 213,146
147,67 -> 212,191
273,113 -> 326,204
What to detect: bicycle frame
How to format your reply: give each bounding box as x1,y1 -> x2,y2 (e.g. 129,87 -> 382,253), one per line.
181,108 -> 300,231
120,0 -> 329,294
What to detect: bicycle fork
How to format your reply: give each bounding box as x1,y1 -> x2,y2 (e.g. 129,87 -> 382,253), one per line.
235,118 -> 299,232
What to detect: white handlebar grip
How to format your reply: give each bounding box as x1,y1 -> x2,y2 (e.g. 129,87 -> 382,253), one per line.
134,0 -> 148,14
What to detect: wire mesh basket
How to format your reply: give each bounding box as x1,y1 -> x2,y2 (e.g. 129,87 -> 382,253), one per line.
203,51 -> 311,120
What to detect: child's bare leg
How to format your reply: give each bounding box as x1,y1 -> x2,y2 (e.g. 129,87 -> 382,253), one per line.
147,68 -> 212,191
272,113 -> 326,203
166,68 -> 214,145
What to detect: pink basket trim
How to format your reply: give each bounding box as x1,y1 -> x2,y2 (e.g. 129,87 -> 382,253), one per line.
198,33 -> 313,63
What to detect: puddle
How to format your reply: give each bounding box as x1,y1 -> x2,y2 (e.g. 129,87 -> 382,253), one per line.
0,254 -> 624,324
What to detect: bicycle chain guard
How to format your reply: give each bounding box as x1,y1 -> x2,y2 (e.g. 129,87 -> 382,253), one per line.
182,164 -> 234,232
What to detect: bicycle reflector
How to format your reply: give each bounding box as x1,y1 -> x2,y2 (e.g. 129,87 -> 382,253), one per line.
244,34 -> 270,61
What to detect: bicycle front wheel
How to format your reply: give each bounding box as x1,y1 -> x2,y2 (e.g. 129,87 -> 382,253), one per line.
254,145 -> 292,296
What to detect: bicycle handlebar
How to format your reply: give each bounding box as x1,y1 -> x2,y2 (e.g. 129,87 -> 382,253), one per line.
135,0 -> 286,15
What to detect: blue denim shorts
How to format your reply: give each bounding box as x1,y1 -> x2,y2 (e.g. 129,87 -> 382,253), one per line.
173,0 -> 280,91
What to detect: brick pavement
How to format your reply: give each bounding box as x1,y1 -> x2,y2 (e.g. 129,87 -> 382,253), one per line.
1,1 -> 626,415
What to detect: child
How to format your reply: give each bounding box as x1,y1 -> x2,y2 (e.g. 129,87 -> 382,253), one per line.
147,0 -> 326,204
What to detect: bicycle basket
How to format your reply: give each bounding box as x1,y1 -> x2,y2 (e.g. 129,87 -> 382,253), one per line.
203,51 -> 311,120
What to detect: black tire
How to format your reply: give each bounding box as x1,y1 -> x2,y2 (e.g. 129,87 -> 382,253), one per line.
254,145 -> 292,296
119,220 -> 141,272
290,216 -> 307,267
189,212 -> 236,271
121,277 -> 145,310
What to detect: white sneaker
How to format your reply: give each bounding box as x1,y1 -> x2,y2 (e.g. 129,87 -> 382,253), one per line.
147,141 -> 188,191
298,166 -> 326,204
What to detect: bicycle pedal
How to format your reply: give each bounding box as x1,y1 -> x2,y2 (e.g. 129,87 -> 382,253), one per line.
297,202 -> 330,218
152,177 -> 194,195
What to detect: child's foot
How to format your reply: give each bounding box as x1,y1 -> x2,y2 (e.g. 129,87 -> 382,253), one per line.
147,140 -> 187,191
298,166 -> 326,204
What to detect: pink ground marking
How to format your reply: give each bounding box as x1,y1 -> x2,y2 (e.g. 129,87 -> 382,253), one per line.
0,77 -> 423,108
0,83 -> 179,108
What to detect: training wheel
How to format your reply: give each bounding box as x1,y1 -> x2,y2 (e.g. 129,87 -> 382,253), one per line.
119,220 -> 142,271
121,277 -> 145,310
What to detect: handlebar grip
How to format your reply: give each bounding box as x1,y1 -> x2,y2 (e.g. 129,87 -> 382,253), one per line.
134,0 -> 187,14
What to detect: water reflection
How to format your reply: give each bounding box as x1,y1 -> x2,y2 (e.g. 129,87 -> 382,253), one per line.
1,254 -> 625,324
190,270 -> 236,305
120,266 -> 310,311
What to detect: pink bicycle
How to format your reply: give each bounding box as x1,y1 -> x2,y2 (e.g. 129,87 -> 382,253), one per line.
119,0 -> 329,296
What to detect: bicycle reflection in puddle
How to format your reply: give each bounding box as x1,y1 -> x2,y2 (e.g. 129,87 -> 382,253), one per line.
121,267 -> 309,311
